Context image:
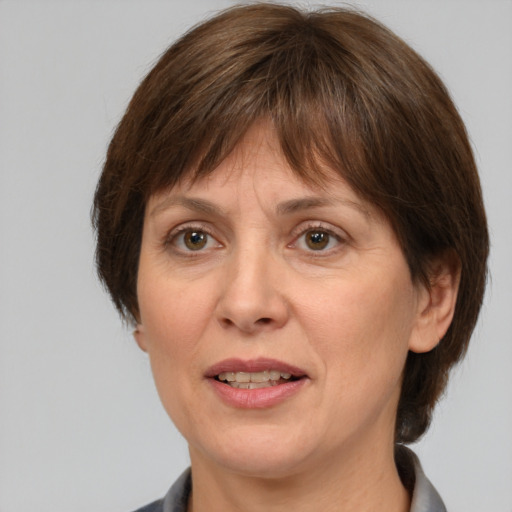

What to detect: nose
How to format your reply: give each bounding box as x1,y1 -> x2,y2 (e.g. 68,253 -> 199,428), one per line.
215,249 -> 290,335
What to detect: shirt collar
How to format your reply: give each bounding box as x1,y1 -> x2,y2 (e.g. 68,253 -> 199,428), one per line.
403,448 -> 447,512
162,449 -> 446,512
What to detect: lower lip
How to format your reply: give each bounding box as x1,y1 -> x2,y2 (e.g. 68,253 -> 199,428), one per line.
208,378 -> 308,409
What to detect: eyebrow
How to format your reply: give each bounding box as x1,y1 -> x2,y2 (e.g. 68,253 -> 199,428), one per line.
276,196 -> 371,218
150,196 -> 225,217
150,194 -> 370,218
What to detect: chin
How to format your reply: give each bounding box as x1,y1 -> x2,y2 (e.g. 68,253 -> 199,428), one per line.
191,425 -> 319,479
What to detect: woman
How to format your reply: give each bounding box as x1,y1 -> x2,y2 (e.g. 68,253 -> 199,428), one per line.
93,4 -> 488,511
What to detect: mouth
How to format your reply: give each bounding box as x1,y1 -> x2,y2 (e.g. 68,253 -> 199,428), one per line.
206,358 -> 308,408
215,370 -> 301,389
206,358 -> 308,389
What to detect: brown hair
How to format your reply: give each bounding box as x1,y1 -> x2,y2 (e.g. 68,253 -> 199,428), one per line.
92,3 -> 489,443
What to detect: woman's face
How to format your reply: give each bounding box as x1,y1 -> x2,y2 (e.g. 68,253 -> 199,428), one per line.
135,124 -> 431,478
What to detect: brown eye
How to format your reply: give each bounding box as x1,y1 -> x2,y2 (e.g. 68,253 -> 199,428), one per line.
183,230 -> 208,250
305,230 -> 330,250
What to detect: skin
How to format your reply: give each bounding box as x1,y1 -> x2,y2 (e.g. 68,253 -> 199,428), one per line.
134,123 -> 459,512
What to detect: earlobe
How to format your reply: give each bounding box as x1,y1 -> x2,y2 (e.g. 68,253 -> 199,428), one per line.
409,253 -> 461,354
133,324 -> 148,352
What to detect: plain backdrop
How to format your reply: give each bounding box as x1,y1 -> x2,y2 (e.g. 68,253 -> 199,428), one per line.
1,1 -> 511,511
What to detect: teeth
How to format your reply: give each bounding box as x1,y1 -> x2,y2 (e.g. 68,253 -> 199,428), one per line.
269,370 -> 281,381
230,381 -> 278,389
236,372 -> 251,383
217,370 -> 295,385
250,370 -> 269,383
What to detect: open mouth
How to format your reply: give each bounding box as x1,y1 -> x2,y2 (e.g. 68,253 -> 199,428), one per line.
215,370 -> 303,389
207,359 -> 308,407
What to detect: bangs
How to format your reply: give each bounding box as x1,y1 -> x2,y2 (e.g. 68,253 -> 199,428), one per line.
125,8 -> 375,201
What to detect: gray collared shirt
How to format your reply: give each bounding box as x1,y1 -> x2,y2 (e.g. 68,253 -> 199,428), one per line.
134,448 -> 446,512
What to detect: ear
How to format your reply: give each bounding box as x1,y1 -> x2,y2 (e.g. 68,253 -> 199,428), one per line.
133,323 -> 148,352
409,252 -> 461,354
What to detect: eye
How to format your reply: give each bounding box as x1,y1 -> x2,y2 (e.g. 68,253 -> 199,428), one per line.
169,227 -> 220,252
304,230 -> 330,250
293,226 -> 344,253
183,230 -> 209,250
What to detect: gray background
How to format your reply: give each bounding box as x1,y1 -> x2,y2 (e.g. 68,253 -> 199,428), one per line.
1,1 -> 511,511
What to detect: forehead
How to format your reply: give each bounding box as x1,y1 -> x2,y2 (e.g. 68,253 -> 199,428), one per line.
147,123 -> 376,223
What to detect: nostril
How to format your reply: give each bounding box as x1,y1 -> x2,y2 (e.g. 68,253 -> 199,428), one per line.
219,316 -> 274,332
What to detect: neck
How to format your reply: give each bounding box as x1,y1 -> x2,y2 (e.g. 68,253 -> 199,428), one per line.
187,441 -> 410,512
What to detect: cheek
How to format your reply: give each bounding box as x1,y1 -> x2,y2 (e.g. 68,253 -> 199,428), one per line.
302,272 -> 415,390
138,296 -> 211,438
138,266 -> 215,351
136,274 -> 216,409
303,282 -> 414,438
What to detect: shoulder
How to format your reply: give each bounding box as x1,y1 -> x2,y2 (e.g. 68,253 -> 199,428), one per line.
396,446 -> 447,512
131,499 -> 164,512
130,468 -> 191,512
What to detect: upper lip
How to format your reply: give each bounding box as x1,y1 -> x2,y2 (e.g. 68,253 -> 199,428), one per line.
205,358 -> 308,378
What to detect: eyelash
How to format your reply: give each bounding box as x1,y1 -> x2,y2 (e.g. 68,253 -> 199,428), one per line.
165,223 -> 221,255
290,222 -> 346,255
164,222 -> 347,256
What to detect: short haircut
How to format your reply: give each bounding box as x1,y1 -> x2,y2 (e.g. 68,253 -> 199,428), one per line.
93,3 -> 489,443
